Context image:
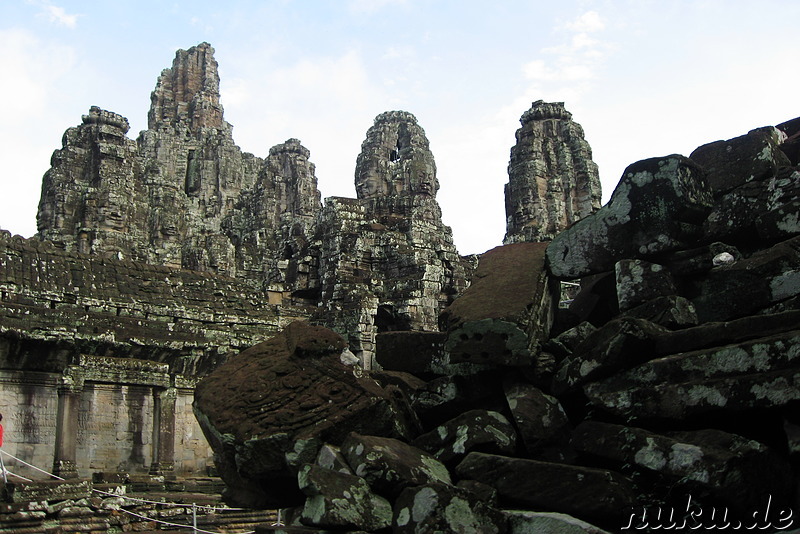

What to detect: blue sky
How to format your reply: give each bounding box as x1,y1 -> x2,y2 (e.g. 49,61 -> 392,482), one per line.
1,0 -> 798,255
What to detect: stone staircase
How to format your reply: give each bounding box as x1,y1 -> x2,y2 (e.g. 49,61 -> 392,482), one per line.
0,474 -> 278,533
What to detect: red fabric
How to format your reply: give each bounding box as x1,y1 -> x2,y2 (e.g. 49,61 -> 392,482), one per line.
0,424 -> 4,447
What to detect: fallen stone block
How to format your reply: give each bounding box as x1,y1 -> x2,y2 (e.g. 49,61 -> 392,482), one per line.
565,272 -> 620,328
2,480 -> 92,504
547,155 -> 712,279
340,432 -> 452,498
504,510 -> 611,534
411,409 -> 517,464
584,329 -> 800,420
615,259 -> 677,312
623,295 -> 698,329
503,381 -> 571,457
552,317 -> 668,396
571,421 -> 794,510
440,242 -> 557,370
455,452 -> 635,523
662,242 -> 742,275
545,321 -> 597,359
690,126 -> 790,195
703,166 -> 800,245
297,464 -> 392,531
393,483 -> 506,534
193,321 -> 417,508
314,444 -> 352,475
691,235 -> 800,322
410,372 -> 507,428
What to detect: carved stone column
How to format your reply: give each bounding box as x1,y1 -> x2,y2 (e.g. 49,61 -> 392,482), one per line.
53,379 -> 83,479
150,387 -> 177,475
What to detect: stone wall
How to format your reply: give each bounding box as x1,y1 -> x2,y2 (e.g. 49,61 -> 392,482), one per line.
0,229 -> 313,478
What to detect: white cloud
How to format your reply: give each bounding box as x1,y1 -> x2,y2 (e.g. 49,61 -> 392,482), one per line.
28,1 -> 80,28
563,10 -> 605,33
520,10 -> 613,94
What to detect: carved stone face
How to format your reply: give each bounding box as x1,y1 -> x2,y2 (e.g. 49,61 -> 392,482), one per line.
414,163 -> 437,197
355,162 -> 390,199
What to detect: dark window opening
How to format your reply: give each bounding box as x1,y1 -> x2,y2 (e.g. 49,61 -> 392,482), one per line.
374,304 -> 411,333
185,149 -> 200,195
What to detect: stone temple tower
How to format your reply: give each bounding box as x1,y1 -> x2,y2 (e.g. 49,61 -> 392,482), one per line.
503,100 -> 602,244
314,111 -> 471,367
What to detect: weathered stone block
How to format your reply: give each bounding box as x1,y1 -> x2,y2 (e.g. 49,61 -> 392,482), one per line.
297,464 -> 392,531
411,409 -> 517,464
504,510 -> 611,534
690,126 -> 790,195
374,331 -> 447,375
614,259 -> 676,312
455,452 -> 636,523
552,317 -> 668,396
584,329 -> 800,420
547,155 -> 712,279
441,242 -> 557,369
193,321 -> 415,508
623,295 -> 698,329
691,235 -> 800,322
545,321 -> 597,359
340,432 -> 451,498
2,480 -> 92,504
409,373 -> 507,428
503,381 -> 571,456
572,421 -> 794,509
393,483 -> 506,533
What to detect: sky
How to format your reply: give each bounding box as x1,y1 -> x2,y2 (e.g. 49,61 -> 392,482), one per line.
1,0 -> 798,256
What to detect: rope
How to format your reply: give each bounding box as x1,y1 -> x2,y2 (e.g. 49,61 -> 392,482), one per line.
116,507 -> 254,534
0,449 -> 65,480
0,449 -> 267,534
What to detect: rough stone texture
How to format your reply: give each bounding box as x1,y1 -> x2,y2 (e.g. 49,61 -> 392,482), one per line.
340,432 -> 452,498
689,126 -> 791,195
571,421 -> 794,510
622,295 -> 698,329
455,452 -> 636,524
192,322 -> 415,508
504,101 -> 602,244
614,259 -> 677,312
393,483 -> 506,534
503,381 -> 571,457
551,317 -> 668,396
411,409 -> 517,464
584,329 -> 800,420
504,511 -> 611,534
409,373 -> 507,428
297,464 -> 392,531
546,155 -> 713,279
0,231 -> 311,374
440,242 -> 558,370
691,235 -> 800,322
702,165 -> 800,248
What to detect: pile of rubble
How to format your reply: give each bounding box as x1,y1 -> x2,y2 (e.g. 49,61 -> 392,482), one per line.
195,117 -> 800,533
